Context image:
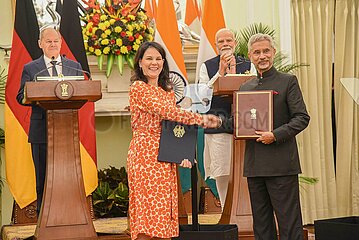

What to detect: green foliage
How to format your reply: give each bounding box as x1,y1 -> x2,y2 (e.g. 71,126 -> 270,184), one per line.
299,175 -> 319,193
235,23 -> 276,58
92,166 -> 129,218
234,23 -> 308,73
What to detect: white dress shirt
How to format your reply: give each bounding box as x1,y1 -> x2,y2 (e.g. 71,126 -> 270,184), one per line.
44,55 -> 62,77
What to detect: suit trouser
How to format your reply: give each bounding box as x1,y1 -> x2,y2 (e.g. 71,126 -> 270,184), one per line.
247,175 -> 303,240
31,143 -> 47,215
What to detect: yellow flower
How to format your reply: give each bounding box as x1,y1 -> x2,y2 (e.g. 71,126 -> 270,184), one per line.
147,35 -> 153,41
116,39 -> 123,46
84,42 -> 88,49
103,46 -> 110,54
133,44 -> 139,51
104,21 -> 110,27
95,49 -> 102,56
98,23 -> 106,31
138,35 -> 143,40
135,39 -> 141,44
149,28 -> 154,34
89,47 -> 95,53
83,35 -> 89,40
110,19 -> 116,25
126,31 -> 133,36
128,14 -> 135,20
100,15 -> 107,21
101,33 -> 107,39
127,25 -> 133,32
105,29 -> 111,35
121,19 -> 128,24
101,39 -> 109,45
120,46 -> 129,54
115,26 -> 122,33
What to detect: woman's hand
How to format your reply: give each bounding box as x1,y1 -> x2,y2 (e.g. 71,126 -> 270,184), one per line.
180,159 -> 193,168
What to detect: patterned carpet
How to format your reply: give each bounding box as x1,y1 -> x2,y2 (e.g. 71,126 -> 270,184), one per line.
1,214 -> 221,240
1,215 -> 315,240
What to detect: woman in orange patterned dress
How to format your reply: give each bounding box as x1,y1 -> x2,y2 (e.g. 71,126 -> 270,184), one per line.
127,42 -> 220,240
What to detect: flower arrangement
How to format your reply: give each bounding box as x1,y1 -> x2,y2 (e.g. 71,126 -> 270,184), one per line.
81,0 -> 154,77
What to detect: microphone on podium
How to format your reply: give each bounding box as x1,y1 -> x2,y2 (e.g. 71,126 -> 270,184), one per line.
60,55 -> 92,80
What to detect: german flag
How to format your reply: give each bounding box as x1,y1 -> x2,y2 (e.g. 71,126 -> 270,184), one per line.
5,0 -> 97,209
56,0 -> 98,196
5,0 -> 41,208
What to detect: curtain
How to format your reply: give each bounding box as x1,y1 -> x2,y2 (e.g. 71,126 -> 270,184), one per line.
334,0 -> 359,216
291,0 -> 338,224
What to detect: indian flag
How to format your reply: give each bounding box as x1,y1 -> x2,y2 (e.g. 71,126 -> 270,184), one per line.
185,0 -> 201,34
195,0 -> 225,82
155,0 -> 188,103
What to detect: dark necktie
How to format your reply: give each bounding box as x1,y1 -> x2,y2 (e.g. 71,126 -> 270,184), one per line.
50,60 -> 58,77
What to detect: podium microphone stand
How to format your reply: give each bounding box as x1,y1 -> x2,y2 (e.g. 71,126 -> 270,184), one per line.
173,155 -> 238,240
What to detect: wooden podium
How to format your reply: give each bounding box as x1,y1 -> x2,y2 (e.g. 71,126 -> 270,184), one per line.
25,79 -> 102,240
213,74 -> 255,95
214,75 -> 256,239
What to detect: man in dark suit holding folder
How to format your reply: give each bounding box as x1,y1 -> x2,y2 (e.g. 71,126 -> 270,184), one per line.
235,33 -> 310,240
16,27 -> 83,214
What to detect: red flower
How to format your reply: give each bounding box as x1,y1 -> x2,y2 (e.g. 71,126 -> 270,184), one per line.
115,50 -> 121,55
91,13 -> 100,25
128,36 -> 135,42
134,33 -> 140,38
120,31 -> 127,37
127,46 -> 132,51
110,39 -> 116,44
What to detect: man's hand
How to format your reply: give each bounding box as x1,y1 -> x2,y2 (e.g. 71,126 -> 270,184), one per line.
202,114 -> 221,128
255,131 -> 276,145
219,51 -> 236,76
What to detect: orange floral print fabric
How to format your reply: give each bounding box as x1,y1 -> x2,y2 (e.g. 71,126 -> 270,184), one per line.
127,81 -> 203,239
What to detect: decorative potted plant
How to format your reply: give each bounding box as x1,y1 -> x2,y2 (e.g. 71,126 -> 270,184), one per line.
92,166 -> 129,218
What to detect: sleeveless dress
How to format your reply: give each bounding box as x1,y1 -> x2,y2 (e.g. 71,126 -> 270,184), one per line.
127,81 -> 203,239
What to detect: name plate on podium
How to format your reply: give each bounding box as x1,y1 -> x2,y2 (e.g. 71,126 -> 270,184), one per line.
213,74 -> 256,95
233,90 -> 273,139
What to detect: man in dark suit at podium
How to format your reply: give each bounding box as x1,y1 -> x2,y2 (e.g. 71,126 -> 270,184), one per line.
198,28 -> 255,209
239,33 -> 310,240
16,27 -> 83,214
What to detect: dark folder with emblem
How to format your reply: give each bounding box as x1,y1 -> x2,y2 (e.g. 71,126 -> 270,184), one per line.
158,120 -> 198,164
233,90 -> 273,139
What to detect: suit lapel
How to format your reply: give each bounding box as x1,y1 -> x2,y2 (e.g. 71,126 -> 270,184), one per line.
61,57 -> 71,76
36,56 -> 50,77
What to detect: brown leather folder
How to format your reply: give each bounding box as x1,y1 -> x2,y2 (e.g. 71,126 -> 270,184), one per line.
233,90 -> 273,139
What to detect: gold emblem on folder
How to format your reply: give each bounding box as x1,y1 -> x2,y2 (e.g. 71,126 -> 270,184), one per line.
173,125 -> 185,138
60,83 -> 69,97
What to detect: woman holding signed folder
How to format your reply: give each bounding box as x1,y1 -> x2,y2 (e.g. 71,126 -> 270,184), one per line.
126,41 -> 221,240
